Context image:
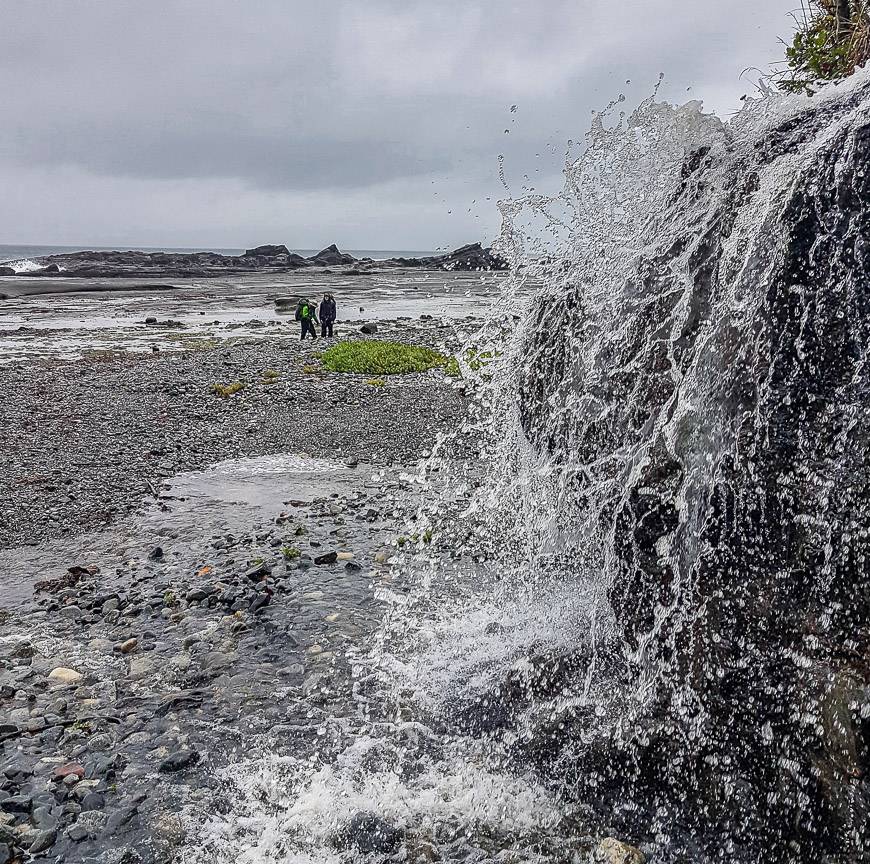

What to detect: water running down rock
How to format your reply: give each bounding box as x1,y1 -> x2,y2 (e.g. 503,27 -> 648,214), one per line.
492,74 -> 870,859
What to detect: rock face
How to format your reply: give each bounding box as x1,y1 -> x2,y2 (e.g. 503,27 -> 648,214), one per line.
517,84 -> 870,858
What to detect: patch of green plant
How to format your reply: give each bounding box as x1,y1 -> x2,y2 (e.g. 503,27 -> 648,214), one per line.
163,590 -> 177,608
321,340 -> 453,376
302,364 -> 319,374
212,381 -> 244,398
397,535 -> 407,547
778,1 -> 870,93
366,377 -> 386,387
282,546 -> 300,560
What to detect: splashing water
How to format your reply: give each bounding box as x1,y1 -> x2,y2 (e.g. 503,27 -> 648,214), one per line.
188,71 -> 870,863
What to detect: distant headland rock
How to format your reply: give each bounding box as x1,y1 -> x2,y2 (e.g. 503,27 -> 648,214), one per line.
10,242 -> 509,278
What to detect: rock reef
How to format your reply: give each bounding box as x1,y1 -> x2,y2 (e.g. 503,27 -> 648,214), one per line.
14,242 -> 508,279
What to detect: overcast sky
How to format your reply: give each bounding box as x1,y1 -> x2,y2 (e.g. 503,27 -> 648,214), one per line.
1,0 -> 798,251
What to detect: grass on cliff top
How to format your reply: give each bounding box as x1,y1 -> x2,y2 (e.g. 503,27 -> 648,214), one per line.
778,0 -> 870,93
321,340 -> 454,376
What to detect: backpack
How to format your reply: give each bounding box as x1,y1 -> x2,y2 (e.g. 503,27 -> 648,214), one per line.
295,300 -> 307,321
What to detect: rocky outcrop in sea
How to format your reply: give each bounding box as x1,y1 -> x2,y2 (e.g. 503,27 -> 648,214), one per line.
12,242 -> 508,279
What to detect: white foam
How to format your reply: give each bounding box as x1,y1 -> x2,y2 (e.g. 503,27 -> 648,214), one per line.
4,258 -> 43,273
185,741 -> 561,864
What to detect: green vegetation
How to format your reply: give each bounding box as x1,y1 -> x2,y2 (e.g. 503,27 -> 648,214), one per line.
163,590 -> 177,607
302,364 -> 319,374
320,340 -> 453,376
366,377 -> 386,387
779,1 -> 870,93
212,381 -> 244,398
261,368 -> 280,385
282,546 -> 301,560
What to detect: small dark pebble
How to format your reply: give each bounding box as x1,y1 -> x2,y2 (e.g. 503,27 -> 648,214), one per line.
29,827 -> 57,854
244,563 -> 271,581
81,791 -> 106,811
336,811 -> 403,853
158,750 -> 201,773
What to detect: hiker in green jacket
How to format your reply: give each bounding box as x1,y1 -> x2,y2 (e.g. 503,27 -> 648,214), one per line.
295,297 -> 319,340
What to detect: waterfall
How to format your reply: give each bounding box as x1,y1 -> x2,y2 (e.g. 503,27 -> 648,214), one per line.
451,70 -> 870,859
184,70 -> 870,864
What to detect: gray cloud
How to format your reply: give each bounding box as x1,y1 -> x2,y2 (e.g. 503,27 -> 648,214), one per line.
0,0 -> 798,248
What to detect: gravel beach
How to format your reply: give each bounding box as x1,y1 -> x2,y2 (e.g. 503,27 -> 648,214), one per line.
0,280 -> 484,863
0,321 -> 468,549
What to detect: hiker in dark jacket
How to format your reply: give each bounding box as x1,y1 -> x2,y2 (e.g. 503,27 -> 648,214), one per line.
295,297 -> 319,340
319,293 -> 337,337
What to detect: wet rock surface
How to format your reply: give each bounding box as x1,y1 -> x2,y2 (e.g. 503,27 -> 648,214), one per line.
515,79 -> 870,859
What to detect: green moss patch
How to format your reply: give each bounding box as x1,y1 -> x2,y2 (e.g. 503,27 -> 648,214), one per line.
212,381 -> 244,398
321,340 -> 452,376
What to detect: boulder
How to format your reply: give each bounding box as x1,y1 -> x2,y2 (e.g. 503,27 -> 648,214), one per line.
242,244 -> 290,257
396,243 -> 508,271
308,244 -> 356,266
0,267 -> 15,276
594,839 -> 645,864
436,242 -> 508,271
47,667 -> 82,686
360,323 -> 378,335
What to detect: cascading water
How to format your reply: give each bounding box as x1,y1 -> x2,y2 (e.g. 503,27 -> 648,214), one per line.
462,72 -> 870,860
186,73 -> 870,864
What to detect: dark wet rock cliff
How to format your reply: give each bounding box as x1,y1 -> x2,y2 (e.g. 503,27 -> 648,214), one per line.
518,83 -> 870,860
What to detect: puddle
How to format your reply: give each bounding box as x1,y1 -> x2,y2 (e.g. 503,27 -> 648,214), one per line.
0,452 -> 389,611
